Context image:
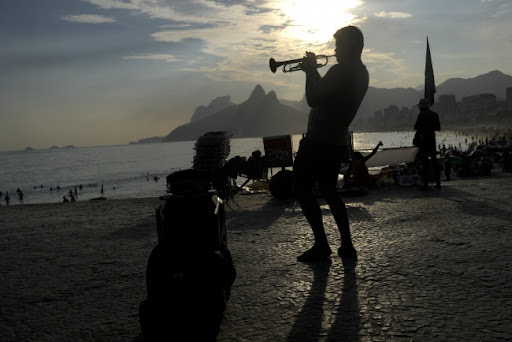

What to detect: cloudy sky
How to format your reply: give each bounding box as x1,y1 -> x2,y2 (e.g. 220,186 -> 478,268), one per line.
1,0 -> 511,151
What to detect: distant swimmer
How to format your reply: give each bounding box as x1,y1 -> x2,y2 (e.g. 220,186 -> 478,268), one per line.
4,192 -> 10,203
63,196 -> 69,202
57,185 -> 61,190
18,191 -> 24,200
101,184 -> 104,194
70,193 -> 76,202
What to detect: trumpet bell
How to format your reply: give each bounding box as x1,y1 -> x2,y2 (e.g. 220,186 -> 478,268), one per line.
269,58 -> 279,73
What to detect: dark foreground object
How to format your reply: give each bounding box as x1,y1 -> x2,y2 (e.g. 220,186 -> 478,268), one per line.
139,170 -> 236,341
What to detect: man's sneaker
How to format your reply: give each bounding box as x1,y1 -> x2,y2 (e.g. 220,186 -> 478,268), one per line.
338,245 -> 357,259
297,246 -> 332,262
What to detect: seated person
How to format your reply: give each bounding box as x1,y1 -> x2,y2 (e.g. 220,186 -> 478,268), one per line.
344,141 -> 383,187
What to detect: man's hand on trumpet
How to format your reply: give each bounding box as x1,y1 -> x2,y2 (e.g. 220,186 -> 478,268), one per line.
301,51 -> 318,73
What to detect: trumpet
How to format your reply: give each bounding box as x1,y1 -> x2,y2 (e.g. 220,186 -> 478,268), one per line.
269,54 -> 335,73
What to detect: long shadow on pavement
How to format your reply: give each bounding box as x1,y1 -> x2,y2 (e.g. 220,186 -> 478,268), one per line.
442,185 -> 512,224
286,258 -> 361,342
327,258 -> 360,342
287,259 -> 333,342
226,196 -> 298,231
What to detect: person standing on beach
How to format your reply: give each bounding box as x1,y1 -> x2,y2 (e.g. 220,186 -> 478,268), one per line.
293,25 -> 369,262
444,157 -> 452,181
414,98 -> 441,190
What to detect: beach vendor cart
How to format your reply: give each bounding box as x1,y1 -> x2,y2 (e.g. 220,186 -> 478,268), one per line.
263,135 -> 294,199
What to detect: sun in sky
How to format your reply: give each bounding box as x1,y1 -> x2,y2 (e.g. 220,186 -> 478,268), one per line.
281,0 -> 362,47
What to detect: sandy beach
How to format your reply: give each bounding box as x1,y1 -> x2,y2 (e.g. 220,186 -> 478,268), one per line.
1,170 -> 511,341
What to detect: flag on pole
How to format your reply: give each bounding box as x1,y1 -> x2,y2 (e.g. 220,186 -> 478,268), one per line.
424,37 -> 436,105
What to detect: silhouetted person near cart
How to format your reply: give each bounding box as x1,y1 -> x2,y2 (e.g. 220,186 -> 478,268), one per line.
503,151 -> 512,172
293,25 -> 369,262
414,98 -> 441,190
344,141 -> 383,188
444,157 -> 452,181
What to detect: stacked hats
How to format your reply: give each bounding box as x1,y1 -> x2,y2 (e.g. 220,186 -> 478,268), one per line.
193,131 -> 232,174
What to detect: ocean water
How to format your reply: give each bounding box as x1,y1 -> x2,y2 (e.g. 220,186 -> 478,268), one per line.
0,131 -> 475,205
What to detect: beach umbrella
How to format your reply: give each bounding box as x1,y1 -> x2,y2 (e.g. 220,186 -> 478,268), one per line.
424,37 -> 436,105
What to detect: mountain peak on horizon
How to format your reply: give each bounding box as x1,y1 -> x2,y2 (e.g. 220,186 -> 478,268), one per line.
248,84 -> 266,102
190,95 -> 234,123
475,69 -> 509,80
484,69 -> 504,76
443,69 -> 509,81
437,69 -> 512,99
265,90 -> 279,104
163,83 -> 306,142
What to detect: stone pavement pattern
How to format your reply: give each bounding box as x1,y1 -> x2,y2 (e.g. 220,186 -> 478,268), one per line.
218,174 -> 512,342
0,173 -> 511,341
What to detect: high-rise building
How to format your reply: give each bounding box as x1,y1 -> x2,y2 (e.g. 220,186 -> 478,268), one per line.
479,93 -> 496,108
439,94 -> 457,114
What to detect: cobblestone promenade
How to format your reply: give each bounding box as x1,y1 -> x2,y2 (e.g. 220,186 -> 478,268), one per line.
0,171 -> 511,341
218,173 -> 512,342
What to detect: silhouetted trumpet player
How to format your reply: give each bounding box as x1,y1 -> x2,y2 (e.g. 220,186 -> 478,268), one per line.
269,54 -> 335,73
290,26 -> 369,262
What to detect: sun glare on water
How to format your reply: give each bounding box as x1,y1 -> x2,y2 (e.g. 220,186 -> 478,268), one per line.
282,0 -> 361,45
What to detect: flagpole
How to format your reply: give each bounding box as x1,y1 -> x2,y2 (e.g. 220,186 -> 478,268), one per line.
424,37 -> 436,105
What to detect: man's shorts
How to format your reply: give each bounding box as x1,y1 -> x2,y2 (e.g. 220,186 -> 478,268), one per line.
293,138 -> 350,187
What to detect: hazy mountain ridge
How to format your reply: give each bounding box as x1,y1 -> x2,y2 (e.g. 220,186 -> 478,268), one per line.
436,70 -> 512,100
129,136 -> 164,144
161,70 -> 512,142
163,85 -> 307,142
358,70 -> 512,120
190,96 -> 235,123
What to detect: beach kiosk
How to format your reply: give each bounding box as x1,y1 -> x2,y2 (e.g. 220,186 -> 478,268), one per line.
263,134 -> 294,170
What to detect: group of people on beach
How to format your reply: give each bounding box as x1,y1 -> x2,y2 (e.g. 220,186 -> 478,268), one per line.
62,187 -> 80,202
0,183 -> 110,205
1,188 -> 24,204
